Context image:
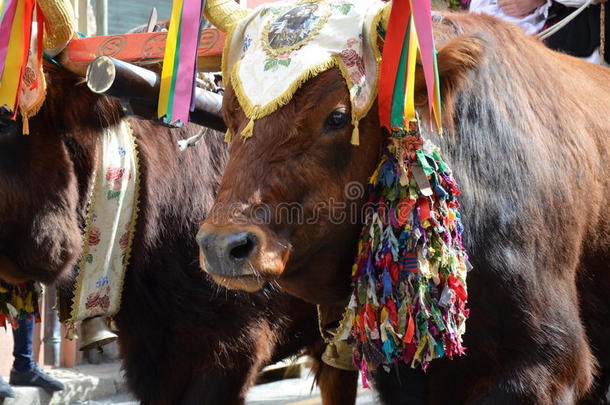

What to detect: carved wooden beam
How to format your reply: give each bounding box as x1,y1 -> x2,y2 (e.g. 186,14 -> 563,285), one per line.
60,28 -> 225,76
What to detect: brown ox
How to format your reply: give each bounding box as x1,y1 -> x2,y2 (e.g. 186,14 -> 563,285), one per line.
0,61 -> 359,405
199,11 -> 610,404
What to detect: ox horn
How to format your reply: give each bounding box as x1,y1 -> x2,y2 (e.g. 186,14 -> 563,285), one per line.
38,0 -> 77,56
204,0 -> 250,32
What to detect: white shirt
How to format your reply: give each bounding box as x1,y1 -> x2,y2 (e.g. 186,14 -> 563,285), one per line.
469,0 -> 553,34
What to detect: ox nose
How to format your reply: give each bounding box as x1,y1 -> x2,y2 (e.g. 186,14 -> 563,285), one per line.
197,226 -> 259,277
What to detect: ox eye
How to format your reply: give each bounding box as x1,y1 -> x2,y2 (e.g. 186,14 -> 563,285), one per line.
324,109 -> 349,132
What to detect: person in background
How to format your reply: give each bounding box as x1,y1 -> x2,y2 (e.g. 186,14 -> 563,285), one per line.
470,0 -> 608,65
0,281 -> 65,398
469,0 -> 553,34
544,0 -> 608,63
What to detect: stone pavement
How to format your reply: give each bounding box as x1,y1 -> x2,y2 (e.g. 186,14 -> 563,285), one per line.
0,363 -> 126,405
0,362 -> 382,405
69,376 -> 380,405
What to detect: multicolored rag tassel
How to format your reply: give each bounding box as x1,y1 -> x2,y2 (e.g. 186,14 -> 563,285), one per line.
347,0 -> 471,384
0,281 -> 41,329
158,0 -> 206,125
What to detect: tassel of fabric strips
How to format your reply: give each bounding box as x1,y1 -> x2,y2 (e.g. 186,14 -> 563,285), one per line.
0,281 -> 40,329
348,0 -> 470,384
158,0 -> 207,125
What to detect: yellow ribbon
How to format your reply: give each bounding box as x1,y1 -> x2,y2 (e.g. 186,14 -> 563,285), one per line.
0,0 -> 26,110
404,16 -> 418,124
158,0 -> 184,119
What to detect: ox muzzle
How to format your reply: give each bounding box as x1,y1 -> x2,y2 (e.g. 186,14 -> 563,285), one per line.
197,223 -> 289,291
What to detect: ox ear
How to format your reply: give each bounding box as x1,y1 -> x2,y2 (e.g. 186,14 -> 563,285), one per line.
414,34 -> 487,131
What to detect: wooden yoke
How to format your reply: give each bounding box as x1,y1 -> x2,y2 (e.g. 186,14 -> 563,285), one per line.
87,56 -> 226,132
59,29 -> 225,76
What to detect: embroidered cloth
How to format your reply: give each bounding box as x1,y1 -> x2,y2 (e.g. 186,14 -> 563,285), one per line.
223,0 -> 387,144
69,120 -> 140,325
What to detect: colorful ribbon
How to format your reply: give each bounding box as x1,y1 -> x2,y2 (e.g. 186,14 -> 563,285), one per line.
378,0 -> 441,131
0,0 -> 35,115
158,0 -> 206,125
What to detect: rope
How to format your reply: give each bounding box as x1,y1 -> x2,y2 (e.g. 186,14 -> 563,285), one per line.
601,3 -> 606,63
537,0 -> 594,40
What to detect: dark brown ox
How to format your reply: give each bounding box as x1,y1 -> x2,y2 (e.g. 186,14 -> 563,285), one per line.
0,61 -> 360,405
199,12 -> 610,404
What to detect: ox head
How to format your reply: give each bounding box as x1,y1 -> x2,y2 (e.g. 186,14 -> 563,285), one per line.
0,1 -> 117,285
0,66 -> 123,285
198,3 -> 485,304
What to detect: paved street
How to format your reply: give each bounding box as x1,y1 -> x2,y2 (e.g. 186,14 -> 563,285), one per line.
70,376 -> 381,405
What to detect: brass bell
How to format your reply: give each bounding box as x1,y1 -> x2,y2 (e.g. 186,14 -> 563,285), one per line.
79,317 -> 118,351
321,341 -> 357,371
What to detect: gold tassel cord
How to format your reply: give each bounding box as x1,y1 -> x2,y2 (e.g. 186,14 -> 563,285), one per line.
224,127 -> 234,142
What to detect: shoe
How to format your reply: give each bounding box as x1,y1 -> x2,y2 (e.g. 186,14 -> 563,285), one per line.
9,365 -> 65,392
0,376 -> 15,398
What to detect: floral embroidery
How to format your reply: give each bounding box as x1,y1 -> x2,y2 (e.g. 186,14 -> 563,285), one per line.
119,222 -> 131,251
340,48 -> 365,76
85,285 -> 111,316
243,35 -> 253,53
70,120 -> 139,325
88,227 -> 101,246
264,54 -> 293,71
332,3 -> 354,15
106,167 -> 131,191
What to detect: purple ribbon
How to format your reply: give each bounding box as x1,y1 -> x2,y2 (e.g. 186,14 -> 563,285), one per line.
172,0 -> 205,123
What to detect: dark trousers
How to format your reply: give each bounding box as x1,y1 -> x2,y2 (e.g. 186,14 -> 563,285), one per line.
12,317 -> 35,372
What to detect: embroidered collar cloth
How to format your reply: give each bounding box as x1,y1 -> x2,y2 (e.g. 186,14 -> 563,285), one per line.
223,0 -> 387,144
69,120 -> 140,326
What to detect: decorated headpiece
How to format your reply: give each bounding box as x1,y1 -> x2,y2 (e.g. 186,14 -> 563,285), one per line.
0,0 -> 76,131
218,0 -> 387,144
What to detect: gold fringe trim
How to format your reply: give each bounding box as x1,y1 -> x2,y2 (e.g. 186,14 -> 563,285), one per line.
230,56 -> 337,125
224,4 -> 387,145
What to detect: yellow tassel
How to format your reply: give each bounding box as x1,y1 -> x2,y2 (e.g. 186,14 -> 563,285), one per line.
22,113 -> 29,135
241,117 -> 255,138
351,120 -> 360,146
224,127 -> 233,142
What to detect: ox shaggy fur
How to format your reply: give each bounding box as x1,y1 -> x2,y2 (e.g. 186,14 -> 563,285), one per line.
373,14 -> 610,405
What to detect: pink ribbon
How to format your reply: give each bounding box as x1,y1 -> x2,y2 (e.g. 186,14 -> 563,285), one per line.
0,0 -> 19,79
172,0 -> 205,123
410,0 -> 436,120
